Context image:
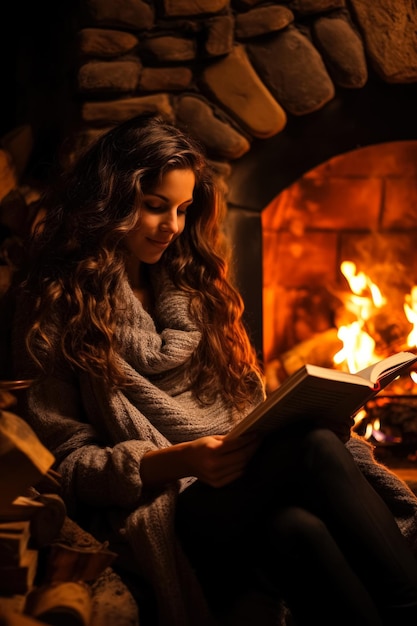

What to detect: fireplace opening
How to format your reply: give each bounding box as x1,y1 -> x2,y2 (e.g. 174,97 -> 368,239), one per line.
259,140 -> 417,462
262,140 -> 417,374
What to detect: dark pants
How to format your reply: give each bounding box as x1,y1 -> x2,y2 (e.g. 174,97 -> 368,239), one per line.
176,427 -> 417,626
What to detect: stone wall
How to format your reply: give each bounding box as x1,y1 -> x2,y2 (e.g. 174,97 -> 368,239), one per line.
68,0 -> 417,173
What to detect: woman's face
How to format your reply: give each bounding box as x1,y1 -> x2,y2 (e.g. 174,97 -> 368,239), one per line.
126,168 -> 195,264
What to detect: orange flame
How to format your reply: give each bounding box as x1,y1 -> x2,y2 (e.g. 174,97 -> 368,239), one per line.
335,262 -> 417,442
334,261 -> 385,372
404,285 -> 417,348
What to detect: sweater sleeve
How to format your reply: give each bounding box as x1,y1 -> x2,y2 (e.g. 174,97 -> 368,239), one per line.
346,434 -> 417,550
24,374 -> 158,514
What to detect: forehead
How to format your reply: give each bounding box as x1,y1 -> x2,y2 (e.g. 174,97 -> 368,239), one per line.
146,168 -> 195,198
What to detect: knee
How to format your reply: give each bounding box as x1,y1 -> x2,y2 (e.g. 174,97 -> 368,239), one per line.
298,429 -> 361,498
303,427 -> 340,451
270,506 -> 327,555
301,428 -> 349,468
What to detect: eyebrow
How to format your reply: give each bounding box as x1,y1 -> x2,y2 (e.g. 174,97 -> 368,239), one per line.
147,192 -> 194,204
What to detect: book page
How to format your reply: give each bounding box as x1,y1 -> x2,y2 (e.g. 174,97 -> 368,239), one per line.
228,374 -> 375,438
304,364 -> 374,387
227,351 -> 417,440
356,351 -> 417,384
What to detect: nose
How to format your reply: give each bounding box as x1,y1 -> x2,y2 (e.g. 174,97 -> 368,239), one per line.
160,210 -> 180,234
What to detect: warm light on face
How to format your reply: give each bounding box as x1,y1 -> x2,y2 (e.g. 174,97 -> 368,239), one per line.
125,169 -> 195,265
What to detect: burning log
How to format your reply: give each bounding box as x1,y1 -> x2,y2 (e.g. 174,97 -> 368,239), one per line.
265,327 -> 343,393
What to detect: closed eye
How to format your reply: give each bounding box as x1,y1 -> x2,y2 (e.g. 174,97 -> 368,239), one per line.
144,202 -> 163,213
178,200 -> 193,215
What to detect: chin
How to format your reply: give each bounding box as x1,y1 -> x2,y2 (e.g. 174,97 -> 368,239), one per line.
143,253 -> 164,264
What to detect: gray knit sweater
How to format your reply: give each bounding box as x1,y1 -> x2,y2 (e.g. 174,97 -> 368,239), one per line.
12,268 -> 417,626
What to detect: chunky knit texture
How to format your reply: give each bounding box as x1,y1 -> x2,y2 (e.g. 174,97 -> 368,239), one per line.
346,434 -> 417,551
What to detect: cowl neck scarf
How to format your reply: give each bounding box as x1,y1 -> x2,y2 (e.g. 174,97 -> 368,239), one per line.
84,265 -> 237,449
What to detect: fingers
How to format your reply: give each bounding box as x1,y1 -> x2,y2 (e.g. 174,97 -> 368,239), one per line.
190,434 -> 258,487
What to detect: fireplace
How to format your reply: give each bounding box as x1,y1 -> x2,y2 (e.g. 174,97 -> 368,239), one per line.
251,138 -> 417,459
225,79 -> 417,362
223,79 -> 417,460
261,140 -> 417,372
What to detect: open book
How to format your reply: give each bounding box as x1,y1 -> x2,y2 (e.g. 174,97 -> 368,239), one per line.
227,351 -> 417,439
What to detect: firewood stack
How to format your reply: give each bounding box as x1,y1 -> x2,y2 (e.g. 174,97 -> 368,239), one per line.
0,384 -> 140,626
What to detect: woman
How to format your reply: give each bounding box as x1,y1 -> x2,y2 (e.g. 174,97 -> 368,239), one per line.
12,114 -> 417,626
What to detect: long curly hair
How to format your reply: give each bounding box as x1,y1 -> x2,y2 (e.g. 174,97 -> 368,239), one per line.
23,114 -> 264,409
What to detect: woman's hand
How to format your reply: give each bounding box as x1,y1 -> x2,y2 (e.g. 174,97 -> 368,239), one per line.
141,433 -> 260,489
181,434 -> 261,487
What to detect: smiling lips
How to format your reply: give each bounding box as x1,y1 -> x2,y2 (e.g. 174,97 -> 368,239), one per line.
147,238 -> 171,249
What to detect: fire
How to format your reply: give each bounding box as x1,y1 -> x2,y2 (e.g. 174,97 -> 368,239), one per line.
335,261 -> 417,444
333,261 -> 386,372
404,285 -> 417,348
